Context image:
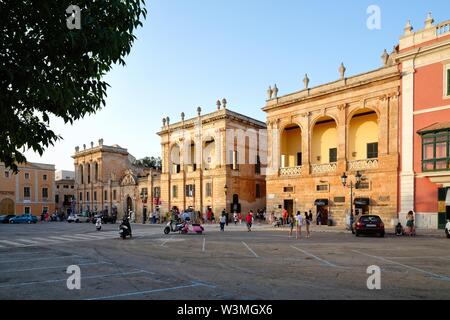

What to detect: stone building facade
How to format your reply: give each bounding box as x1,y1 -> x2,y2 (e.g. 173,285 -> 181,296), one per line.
55,170 -> 75,215
0,162 -> 56,216
158,103 -> 266,216
263,63 -> 401,227
72,140 -> 161,222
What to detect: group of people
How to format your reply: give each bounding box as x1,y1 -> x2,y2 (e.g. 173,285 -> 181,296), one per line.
395,210 -> 417,236
40,210 -> 66,222
287,211 -> 313,239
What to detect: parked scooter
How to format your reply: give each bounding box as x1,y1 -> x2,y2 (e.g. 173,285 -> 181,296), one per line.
95,217 -> 102,231
164,219 -> 185,235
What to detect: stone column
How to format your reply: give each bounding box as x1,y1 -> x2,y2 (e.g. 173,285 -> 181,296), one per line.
336,104 -> 347,173
379,97 -> 389,156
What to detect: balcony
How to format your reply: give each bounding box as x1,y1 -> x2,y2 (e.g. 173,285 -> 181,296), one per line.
311,163 -> 337,175
280,166 -> 303,176
347,159 -> 379,171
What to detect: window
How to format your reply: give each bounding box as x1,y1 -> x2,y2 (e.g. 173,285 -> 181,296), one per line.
297,152 -> 302,166
172,185 -> 178,198
94,191 -> 97,201
87,192 -> 90,201
63,185 -> 69,189
55,195 -> 59,203
283,186 -> 294,193
104,190 -> 108,201
43,206 -> 48,213
185,184 -> 195,197
153,187 -> 161,198
4,171 -> 9,178
42,188 -> 48,199
329,148 -> 337,163
421,131 -> 450,172
446,66 -> 450,97
79,192 -> 82,201
113,190 -> 117,200
255,155 -> 261,175
24,207 -> 30,214
25,172 -> 29,179
43,174 -> 47,181
367,143 -> 378,159
24,187 -> 31,198
316,185 -> 328,192
71,185 -> 74,189
206,183 -> 212,197
229,150 -> 239,170
57,185 -> 60,189
256,184 -> 261,198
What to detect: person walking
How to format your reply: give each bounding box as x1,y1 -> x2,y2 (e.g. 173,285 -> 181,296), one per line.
288,214 -> 295,238
305,211 -> 312,238
233,212 -> 238,225
282,208 -> 288,225
222,209 -> 228,226
316,209 -> 322,226
220,213 -> 226,232
406,210 -> 416,236
246,211 -> 253,232
238,212 -> 243,224
296,211 -> 303,239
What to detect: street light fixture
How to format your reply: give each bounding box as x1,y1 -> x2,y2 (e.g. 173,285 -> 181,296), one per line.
341,171 -> 362,229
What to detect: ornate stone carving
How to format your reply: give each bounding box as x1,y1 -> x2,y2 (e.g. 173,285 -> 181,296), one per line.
425,12 -> 434,29
311,163 -> 337,174
267,86 -> 273,100
404,20 -> 413,35
381,49 -> 389,66
222,98 -> 227,109
347,159 -> 379,171
273,84 -> 278,99
216,100 -> 221,110
166,116 -> 170,125
197,107 -> 201,116
280,166 -> 303,176
181,112 -> 185,121
162,118 -> 166,126
75,146 -> 80,153
98,138 -> 104,146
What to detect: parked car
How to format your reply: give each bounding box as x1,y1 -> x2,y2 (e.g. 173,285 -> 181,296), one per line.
9,214 -> 38,224
67,212 -> 90,223
0,215 -> 16,224
445,220 -> 450,239
354,215 -> 385,237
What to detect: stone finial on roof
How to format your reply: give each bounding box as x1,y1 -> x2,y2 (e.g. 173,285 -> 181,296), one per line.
162,118 -> 166,126
339,63 -> 346,80
303,74 -> 310,89
272,84 -> 278,98
267,86 -> 273,100
197,106 -> 201,116
181,112 -> 185,122
222,98 -> 227,109
216,100 -> 221,110
75,146 -> 80,153
90,141 -> 94,148
83,144 -> 86,150
98,138 -> 104,146
404,20 -> 413,35
425,12 -> 434,28
166,116 -> 170,125
381,49 -> 389,66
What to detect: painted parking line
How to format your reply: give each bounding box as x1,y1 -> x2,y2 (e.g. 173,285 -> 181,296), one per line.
86,281 -> 216,300
14,239 -> 40,245
0,270 -> 146,289
0,240 -> 27,247
352,250 -> 450,282
202,238 -> 206,252
30,237 -> 59,243
290,246 -> 340,268
2,261 -> 112,273
242,241 -> 259,258
160,237 -> 174,247
0,254 -> 81,264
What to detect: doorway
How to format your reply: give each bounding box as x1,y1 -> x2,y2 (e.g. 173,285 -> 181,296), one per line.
284,200 -> 294,216
126,196 -> 133,213
0,198 -> 14,215
231,194 -> 241,214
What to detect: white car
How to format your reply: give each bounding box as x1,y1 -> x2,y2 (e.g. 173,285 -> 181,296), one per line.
67,213 -> 90,223
445,220 -> 450,239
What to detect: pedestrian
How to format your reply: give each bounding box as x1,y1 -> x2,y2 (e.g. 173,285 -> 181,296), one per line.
296,211 -> 303,239
40,211 -> 45,222
305,211 -> 312,238
222,209 -> 227,226
143,210 -> 147,224
233,212 -> 238,225
406,210 -> 416,236
316,210 -> 322,226
246,211 -> 253,232
44,211 -> 49,222
238,212 -> 243,224
282,208 -> 288,225
211,211 -> 216,224
225,210 -> 229,226
288,214 -> 295,238
220,213 -> 226,232
207,208 -> 212,224
395,222 -> 404,236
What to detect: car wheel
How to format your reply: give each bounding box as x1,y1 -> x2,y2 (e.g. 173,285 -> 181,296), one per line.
380,232 -> 385,238
27,220 -> 31,224
355,231 -> 360,237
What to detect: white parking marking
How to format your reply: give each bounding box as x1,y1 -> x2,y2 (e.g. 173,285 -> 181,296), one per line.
160,236 -> 173,247
0,240 -> 27,247
0,270 -> 145,289
290,246 -> 339,268
352,250 -> 450,282
202,238 -> 206,252
0,255 -> 81,264
86,281 -> 216,300
14,239 -> 40,245
242,241 -> 259,258
3,261 -> 112,273
31,237 -> 59,243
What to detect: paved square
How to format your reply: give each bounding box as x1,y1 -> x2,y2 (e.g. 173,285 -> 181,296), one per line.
0,223 -> 449,300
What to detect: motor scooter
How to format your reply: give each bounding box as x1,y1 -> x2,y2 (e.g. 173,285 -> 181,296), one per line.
180,222 -> 204,235
164,219 -> 185,235
95,218 -> 102,231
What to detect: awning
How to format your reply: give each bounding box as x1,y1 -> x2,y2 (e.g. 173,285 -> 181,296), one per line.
446,189 -> 450,206
314,199 -> 329,206
354,198 -> 370,206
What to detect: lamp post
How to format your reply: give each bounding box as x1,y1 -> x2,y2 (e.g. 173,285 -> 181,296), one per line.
341,171 -> 362,229
140,189 -> 148,224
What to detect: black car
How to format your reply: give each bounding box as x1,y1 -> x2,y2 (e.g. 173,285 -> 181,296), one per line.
354,215 -> 385,237
0,215 -> 16,224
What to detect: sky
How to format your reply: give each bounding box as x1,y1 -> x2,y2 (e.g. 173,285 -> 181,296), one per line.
24,0 -> 450,171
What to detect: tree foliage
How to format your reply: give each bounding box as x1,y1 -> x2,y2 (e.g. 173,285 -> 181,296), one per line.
135,156 -> 161,170
0,0 -> 147,172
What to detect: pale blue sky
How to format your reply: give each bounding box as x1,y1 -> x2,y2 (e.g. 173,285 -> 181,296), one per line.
25,0 -> 450,171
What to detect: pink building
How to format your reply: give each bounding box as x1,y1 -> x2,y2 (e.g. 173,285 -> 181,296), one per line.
398,14 -> 450,229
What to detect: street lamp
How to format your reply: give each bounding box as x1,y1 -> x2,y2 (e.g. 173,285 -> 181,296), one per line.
341,171 -> 362,228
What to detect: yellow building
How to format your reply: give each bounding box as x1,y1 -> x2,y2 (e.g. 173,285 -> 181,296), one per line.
158,103 -> 266,216
263,62 -> 401,226
55,170 -> 75,215
72,140 -> 161,222
0,162 -> 56,216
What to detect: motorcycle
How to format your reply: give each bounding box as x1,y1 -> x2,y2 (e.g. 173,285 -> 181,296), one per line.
181,223 -> 204,235
119,223 -> 131,239
164,219 -> 185,235
95,218 -> 102,231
